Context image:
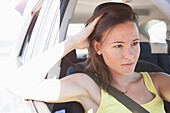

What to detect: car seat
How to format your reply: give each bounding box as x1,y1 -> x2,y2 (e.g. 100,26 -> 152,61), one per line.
139,42 -> 170,74
139,42 -> 158,65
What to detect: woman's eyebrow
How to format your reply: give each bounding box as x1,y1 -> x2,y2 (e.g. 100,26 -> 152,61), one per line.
111,38 -> 140,44
132,39 -> 140,42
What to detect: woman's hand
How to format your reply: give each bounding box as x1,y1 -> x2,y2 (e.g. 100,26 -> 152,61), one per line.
72,15 -> 102,49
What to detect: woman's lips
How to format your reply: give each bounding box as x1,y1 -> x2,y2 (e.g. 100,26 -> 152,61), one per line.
121,62 -> 134,68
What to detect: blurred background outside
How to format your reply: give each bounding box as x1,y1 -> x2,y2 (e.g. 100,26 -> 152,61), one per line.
0,0 -> 23,91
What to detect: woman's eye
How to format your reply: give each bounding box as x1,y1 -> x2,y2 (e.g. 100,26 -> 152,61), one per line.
131,42 -> 139,46
114,45 -> 123,48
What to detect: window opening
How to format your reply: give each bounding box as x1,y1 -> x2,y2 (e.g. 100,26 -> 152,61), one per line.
148,21 -> 167,43
19,8 -> 41,59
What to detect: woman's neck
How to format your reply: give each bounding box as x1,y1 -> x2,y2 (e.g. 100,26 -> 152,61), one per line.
110,72 -> 141,93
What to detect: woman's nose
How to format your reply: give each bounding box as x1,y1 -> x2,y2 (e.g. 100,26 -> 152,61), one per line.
122,46 -> 134,60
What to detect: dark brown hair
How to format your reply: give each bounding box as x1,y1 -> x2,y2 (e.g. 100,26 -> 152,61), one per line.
84,2 -> 138,88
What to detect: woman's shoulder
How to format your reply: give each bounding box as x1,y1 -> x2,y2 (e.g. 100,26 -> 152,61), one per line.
148,72 -> 169,81
147,72 -> 170,95
148,72 -> 170,101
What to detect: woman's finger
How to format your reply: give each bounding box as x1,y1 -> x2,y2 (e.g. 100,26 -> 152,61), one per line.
73,14 -> 103,49
83,14 -> 103,36
91,14 -> 103,26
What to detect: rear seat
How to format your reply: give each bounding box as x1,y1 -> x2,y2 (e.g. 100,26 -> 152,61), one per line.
139,42 -> 170,74
156,53 -> 170,73
139,42 -> 158,65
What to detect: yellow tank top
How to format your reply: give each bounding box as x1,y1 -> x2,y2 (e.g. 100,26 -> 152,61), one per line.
97,72 -> 165,113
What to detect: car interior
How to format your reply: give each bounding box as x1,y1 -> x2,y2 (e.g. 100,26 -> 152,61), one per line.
6,0 -> 170,113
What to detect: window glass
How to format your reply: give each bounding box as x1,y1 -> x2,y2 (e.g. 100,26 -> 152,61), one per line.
140,19 -> 167,43
148,21 -> 167,43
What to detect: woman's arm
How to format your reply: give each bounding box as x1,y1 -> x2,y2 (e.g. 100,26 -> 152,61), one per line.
157,72 -> 170,102
6,15 -> 102,101
151,72 -> 170,102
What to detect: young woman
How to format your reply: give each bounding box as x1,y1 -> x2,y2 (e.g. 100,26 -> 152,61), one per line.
7,2 -> 170,113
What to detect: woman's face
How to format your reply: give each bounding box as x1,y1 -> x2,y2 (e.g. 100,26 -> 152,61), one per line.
95,22 -> 140,76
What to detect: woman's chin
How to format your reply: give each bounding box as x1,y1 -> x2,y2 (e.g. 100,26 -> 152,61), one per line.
121,68 -> 135,75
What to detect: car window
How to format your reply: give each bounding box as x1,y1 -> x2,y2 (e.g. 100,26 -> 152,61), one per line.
139,19 -> 168,53
17,0 -> 44,65
17,0 -> 61,66
148,21 -> 167,43
19,8 -> 42,64
140,20 -> 167,42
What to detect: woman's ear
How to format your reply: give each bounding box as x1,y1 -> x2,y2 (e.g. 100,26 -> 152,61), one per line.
92,40 -> 102,55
